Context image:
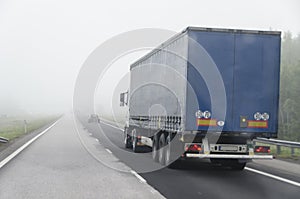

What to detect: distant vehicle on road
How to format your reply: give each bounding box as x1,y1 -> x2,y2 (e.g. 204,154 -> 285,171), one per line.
88,114 -> 100,123
120,27 -> 281,170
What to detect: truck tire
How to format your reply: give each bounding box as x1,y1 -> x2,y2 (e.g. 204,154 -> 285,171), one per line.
124,128 -> 131,148
165,133 -> 182,169
152,134 -> 159,162
158,133 -> 166,165
132,130 -> 141,153
165,134 -> 171,166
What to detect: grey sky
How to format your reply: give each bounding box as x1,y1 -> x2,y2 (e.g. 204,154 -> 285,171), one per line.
0,0 -> 299,115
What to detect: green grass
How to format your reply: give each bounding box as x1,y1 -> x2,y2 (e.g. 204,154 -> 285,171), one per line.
255,141 -> 300,160
0,115 -> 59,141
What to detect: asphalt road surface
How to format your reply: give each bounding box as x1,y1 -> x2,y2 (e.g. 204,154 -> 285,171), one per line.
84,118 -> 300,199
0,115 -> 299,199
0,115 -> 164,199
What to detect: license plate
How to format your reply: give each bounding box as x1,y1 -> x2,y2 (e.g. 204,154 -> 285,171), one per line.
220,145 -> 238,151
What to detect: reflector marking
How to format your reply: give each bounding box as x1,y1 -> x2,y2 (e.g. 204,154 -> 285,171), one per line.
197,119 -> 217,126
247,120 -> 268,128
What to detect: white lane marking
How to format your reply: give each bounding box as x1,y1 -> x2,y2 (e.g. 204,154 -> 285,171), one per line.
150,189 -> 157,194
100,120 -> 300,189
93,120 -> 164,196
130,170 -> 147,184
100,121 -> 124,131
105,148 -> 112,154
0,119 -> 60,169
245,167 -> 300,187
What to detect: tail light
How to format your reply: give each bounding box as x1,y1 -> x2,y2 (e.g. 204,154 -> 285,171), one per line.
254,146 -> 270,153
185,144 -> 202,152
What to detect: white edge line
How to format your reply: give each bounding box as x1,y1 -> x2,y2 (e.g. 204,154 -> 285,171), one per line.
90,122 -> 150,185
101,119 -> 300,189
90,120 -> 164,197
130,170 -> 147,184
245,167 -> 300,187
100,121 -> 124,131
0,119 -> 61,169
105,148 -> 112,154
95,121 -> 147,184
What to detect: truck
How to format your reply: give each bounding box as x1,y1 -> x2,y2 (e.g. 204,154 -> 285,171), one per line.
120,27 -> 281,170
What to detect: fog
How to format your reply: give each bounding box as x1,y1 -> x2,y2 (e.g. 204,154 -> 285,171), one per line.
0,0 -> 299,116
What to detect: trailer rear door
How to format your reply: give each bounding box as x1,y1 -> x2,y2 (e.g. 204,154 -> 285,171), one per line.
232,34 -> 280,134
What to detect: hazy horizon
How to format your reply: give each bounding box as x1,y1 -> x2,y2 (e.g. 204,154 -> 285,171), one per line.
1,0 -> 299,116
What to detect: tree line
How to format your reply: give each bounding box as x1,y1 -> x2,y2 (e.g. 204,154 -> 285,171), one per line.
279,32 -> 300,141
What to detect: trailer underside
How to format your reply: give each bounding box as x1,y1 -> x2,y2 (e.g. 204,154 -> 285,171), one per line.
124,125 -> 273,170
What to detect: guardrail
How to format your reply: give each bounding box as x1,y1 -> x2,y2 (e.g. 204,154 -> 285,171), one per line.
0,137 -> 8,143
254,138 -> 300,156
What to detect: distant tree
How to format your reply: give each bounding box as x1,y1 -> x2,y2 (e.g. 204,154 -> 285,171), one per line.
278,32 -> 300,141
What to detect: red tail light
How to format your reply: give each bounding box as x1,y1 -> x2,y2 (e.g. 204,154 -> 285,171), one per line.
254,146 -> 270,153
185,144 -> 202,152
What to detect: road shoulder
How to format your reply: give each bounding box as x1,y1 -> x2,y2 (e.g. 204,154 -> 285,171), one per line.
0,120 -> 58,163
248,159 -> 300,183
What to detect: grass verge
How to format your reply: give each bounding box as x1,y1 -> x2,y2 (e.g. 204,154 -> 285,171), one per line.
0,115 -> 59,141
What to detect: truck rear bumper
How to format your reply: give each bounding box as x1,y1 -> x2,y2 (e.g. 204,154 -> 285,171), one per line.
185,154 -> 273,159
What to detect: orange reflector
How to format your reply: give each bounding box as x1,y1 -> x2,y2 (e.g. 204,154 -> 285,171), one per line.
247,120 -> 268,128
197,119 -> 217,126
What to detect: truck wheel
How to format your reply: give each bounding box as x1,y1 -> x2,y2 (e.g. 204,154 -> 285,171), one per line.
158,133 -> 166,165
124,128 -> 131,149
165,134 -> 172,166
132,130 -> 141,153
165,134 -> 181,169
152,135 -> 159,162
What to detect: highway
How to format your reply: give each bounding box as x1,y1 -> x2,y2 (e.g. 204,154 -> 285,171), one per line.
84,119 -> 300,199
0,116 -> 163,199
0,115 -> 299,198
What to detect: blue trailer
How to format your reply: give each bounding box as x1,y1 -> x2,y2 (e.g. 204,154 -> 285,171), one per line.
120,27 -> 281,170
